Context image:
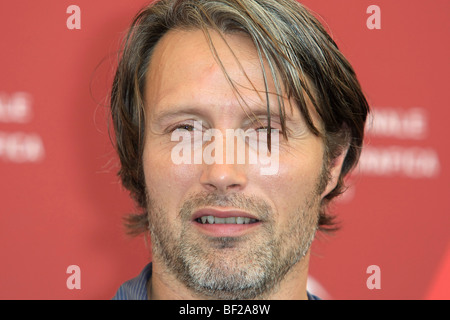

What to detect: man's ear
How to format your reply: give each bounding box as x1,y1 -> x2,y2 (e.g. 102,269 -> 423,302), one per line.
320,145 -> 349,199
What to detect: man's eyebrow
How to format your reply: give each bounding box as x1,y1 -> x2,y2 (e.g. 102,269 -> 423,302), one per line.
247,109 -> 281,119
151,104 -> 294,123
152,107 -> 206,123
245,107 -> 296,123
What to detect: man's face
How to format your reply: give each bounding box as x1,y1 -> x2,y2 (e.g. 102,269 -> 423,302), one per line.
143,29 -> 334,299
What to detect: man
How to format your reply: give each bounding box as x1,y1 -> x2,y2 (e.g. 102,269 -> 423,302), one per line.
111,0 -> 369,300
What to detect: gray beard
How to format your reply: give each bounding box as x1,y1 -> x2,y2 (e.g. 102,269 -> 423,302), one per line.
147,191 -> 320,300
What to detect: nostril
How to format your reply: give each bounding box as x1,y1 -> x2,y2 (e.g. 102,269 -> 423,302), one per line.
200,162 -> 248,193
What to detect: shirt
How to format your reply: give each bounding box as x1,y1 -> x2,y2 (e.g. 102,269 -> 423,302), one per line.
112,263 -> 321,300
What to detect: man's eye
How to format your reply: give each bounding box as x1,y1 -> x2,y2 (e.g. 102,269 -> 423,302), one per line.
171,124 -> 197,132
255,126 -> 279,133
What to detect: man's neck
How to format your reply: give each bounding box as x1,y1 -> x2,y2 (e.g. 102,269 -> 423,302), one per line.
147,252 -> 311,300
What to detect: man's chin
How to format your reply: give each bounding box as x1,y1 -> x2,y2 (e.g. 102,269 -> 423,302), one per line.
183,259 -> 273,300
175,236 -> 282,299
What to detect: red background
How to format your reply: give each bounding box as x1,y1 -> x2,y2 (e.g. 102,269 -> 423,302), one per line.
0,0 -> 448,299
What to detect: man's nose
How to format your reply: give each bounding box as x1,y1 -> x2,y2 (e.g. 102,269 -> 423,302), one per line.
199,161 -> 248,193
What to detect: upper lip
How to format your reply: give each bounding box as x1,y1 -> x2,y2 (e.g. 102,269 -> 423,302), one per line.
192,208 -> 260,221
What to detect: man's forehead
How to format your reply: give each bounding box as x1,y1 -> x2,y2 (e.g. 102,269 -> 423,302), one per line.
145,30 -> 290,115
146,28 -> 261,82
143,28 -> 321,129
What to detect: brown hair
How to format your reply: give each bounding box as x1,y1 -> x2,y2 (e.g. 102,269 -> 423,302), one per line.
110,0 -> 369,234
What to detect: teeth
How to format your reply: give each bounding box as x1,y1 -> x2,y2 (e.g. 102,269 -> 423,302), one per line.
215,217 -> 225,224
198,216 -> 257,224
225,217 -> 235,224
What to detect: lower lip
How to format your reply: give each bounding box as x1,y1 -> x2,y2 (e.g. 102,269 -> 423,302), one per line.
192,221 -> 261,237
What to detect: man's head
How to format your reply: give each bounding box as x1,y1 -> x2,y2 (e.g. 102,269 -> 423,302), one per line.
110,0 -> 369,299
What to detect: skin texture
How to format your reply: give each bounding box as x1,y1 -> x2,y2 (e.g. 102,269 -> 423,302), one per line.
142,29 -> 346,300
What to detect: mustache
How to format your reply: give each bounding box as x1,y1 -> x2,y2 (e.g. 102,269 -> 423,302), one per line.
178,191 -> 273,222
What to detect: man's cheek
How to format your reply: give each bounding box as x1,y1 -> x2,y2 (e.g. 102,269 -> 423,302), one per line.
145,161 -> 198,200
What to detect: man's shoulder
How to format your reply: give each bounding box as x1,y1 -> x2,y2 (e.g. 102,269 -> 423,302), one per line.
307,291 -> 321,300
112,263 -> 152,300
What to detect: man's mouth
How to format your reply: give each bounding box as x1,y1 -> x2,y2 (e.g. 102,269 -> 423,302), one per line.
191,208 -> 261,237
195,216 -> 259,225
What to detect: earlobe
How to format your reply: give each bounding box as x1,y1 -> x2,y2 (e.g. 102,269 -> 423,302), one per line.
321,146 -> 349,199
